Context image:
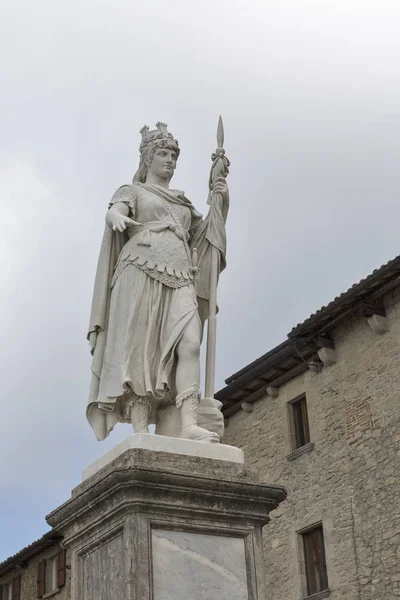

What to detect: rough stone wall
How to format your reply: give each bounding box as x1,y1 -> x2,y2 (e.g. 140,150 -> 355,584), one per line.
0,544 -> 71,600
223,287 -> 400,600
340,288 -> 400,600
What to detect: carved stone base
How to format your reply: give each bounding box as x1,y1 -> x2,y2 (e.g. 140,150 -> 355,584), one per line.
46,445 -> 286,600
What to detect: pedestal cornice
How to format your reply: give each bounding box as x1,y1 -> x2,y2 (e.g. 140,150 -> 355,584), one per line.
47,448 -> 286,547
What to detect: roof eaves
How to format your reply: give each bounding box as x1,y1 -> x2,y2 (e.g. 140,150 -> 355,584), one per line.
0,530 -> 62,577
217,254 -> 400,412
288,255 -> 400,338
224,339 -> 292,385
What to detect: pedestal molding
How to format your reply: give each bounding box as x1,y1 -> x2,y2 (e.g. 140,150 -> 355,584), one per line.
47,448 -> 287,600
48,460 -> 286,546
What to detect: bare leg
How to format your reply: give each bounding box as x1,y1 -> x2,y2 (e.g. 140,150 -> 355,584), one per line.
175,318 -> 219,443
175,317 -> 201,393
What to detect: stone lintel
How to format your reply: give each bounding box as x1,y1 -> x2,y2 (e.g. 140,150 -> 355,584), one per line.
266,386 -> 279,398
367,314 -> 389,334
317,347 -> 337,366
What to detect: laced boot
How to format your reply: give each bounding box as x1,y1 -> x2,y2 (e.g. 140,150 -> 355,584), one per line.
177,385 -> 219,443
129,395 -> 151,434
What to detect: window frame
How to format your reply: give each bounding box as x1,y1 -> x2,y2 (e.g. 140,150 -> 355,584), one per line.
1,575 -> 21,600
44,555 -> 59,596
37,549 -> 66,598
289,394 -> 310,451
2,582 -> 13,600
301,524 -> 329,597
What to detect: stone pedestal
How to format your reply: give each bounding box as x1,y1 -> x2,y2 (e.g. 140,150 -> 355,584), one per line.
46,436 -> 286,600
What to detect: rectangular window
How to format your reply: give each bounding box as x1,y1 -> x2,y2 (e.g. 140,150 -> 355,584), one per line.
37,550 -> 66,597
1,577 -> 20,600
290,395 -> 310,449
302,525 -> 328,596
45,556 -> 58,594
2,583 -> 13,600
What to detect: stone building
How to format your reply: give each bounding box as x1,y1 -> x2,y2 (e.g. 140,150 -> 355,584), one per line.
217,255 -> 400,599
1,256 -> 399,600
0,532 -> 70,600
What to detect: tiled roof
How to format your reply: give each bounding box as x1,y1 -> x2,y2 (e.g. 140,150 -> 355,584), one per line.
288,255 -> 400,338
0,530 -> 61,577
217,254 -> 400,416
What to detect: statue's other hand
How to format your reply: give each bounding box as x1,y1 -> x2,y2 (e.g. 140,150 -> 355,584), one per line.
112,216 -> 140,233
212,176 -> 229,201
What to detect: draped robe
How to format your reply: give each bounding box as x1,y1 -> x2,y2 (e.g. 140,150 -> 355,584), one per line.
87,183 -> 228,440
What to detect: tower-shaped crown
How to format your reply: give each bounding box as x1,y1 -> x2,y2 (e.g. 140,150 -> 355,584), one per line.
139,125 -> 149,143
156,121 -> 169,136
138,122 -> 179,158
133,122 -> 180,182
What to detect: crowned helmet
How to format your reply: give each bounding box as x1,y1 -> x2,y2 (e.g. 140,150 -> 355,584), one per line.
133,122 -> 180,183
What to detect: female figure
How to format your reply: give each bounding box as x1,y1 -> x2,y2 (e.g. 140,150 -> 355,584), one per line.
87,123 -> 229,442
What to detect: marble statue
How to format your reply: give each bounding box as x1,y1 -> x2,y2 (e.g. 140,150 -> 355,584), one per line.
87,122 -> 229,443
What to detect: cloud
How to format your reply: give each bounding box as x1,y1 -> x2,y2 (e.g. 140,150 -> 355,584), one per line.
1,0 -> 400,560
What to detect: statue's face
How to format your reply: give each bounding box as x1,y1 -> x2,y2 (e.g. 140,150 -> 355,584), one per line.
148,146 -> 177,180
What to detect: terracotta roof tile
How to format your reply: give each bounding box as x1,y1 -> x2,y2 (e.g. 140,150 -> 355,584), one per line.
0,530 -> 62,577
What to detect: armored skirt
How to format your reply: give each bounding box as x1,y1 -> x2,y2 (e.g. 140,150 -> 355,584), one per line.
98,263 -> 199,413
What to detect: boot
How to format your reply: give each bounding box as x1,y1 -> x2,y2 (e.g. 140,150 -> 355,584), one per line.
128,395 -> 151,434
177,385 -> 219,443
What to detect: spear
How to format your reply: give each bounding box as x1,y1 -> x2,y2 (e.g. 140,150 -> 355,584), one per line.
204,116 -> 230,401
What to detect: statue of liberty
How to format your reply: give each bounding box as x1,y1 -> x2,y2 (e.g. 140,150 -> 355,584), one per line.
87,122 -> 229,443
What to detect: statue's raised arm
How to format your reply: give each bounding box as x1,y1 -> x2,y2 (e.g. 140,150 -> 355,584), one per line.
86,121 -> 229,443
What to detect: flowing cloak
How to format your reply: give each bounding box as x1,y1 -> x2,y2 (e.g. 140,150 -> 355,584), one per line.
86,182 -> 228,440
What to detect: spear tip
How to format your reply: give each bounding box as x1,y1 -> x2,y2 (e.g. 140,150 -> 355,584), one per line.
217,115 -> 224,148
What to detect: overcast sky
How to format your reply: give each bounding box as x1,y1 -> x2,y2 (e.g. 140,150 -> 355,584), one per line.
1,0 -> 400,561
